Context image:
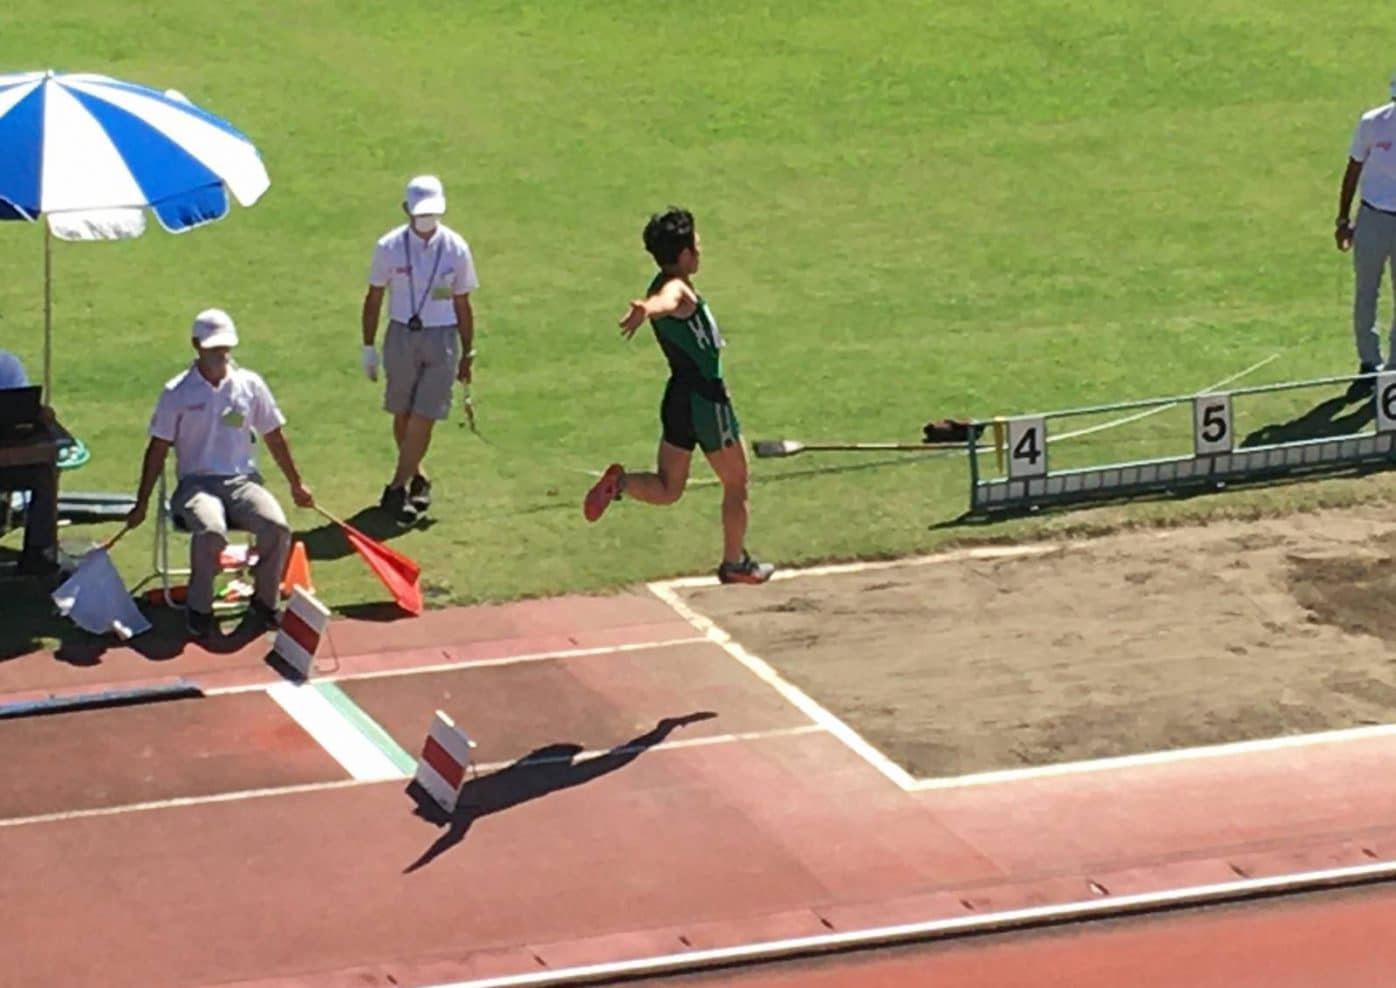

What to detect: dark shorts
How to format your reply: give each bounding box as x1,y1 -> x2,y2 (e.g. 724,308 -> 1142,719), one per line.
660,378 -> 741,454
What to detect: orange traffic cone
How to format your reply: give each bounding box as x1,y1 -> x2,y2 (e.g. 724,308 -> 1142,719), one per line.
280,540 -> 314,597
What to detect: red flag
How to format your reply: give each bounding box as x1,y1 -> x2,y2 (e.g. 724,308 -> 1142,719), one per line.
339,521 -> 422,615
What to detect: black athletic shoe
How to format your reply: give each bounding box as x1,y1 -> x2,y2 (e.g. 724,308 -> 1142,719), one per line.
1347,362 -> 1380,400
717,552 -> 776,585
380,484 -> 419,524
186,608 -> 215,639
408,474 -> 432,512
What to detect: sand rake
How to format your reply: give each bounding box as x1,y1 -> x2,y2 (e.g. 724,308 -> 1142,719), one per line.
751,438 -> 971,459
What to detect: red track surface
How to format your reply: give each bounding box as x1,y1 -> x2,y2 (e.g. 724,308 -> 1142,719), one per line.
631,884 -> 1396,987
3,588 -> 1395,986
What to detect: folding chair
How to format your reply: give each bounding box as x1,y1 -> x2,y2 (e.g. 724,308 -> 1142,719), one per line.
148,470 -> 255,615
0,490 -> 15,537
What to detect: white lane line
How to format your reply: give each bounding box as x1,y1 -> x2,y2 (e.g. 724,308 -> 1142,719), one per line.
0,778 -> 375,829
206,636 -> 709,695
657,544 -> 1058,590
647,581 -> 918,791
909,722 -> 1396,790
465,724 -> 825,776
0,725 -> 823,830
422,858 -> 1396,988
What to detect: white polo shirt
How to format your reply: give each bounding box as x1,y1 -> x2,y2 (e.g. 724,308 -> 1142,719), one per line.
367,223 -> 478,328
148,362 -> 286,479
1350,103 -> 1396,211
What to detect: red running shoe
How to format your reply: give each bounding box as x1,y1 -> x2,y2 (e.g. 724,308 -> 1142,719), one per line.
584,463 -> 624,522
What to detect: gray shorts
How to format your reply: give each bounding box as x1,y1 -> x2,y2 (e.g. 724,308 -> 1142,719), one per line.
383,320 -> 459,420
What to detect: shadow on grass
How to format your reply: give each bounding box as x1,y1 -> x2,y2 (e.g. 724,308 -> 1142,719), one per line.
297,506 -> 436,563
0,555 -> 274,664
333,601 -> 417,623
1240,395 -> 1375,448
937,463 -> 1395,532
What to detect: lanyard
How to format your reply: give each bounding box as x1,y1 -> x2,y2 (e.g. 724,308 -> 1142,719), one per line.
403,228 -> 446,321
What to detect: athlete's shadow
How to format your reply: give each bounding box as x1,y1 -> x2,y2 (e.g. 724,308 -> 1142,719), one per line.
403,711 -> 717,872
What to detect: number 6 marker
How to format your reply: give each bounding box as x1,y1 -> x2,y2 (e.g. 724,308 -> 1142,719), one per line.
1376,372 -> 1396,433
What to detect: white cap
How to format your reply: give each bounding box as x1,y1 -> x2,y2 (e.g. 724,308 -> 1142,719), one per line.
191,308 -> 238,349
404,174 -> 447,216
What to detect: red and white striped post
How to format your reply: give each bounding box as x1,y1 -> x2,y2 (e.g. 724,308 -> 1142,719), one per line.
414,710 -> 478,812
271,586 -> 331,677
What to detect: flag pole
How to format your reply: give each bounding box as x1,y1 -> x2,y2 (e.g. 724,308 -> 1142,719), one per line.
312,504 -> 345,527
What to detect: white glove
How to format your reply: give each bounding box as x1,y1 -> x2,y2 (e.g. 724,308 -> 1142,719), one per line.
361,344 -> 379,382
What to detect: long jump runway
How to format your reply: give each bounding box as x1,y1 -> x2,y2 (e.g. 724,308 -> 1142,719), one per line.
3,582 -> 1396,986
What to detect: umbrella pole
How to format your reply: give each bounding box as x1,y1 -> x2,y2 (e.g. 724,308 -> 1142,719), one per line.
42,220 -> 52,404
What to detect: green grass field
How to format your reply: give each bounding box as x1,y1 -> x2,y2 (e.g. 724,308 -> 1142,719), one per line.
3,0 -> 1395,648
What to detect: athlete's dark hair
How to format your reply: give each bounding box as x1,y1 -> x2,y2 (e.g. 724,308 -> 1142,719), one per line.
642,207 -> 696,266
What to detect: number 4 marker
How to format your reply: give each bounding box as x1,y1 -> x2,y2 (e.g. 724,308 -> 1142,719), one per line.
1007,416 -> 1047,480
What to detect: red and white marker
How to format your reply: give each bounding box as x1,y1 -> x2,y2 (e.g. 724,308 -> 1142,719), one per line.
272,586 -> 331,677
414,710 -> 478,812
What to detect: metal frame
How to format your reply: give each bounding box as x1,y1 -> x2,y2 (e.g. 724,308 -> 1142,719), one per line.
968,373 -> 1396,515
136,470 -> 252,614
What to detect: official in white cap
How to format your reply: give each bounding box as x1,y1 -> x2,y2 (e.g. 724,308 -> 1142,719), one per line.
124,309 -> 315,638
361,175 -> 479,523
1336,73 -> 1396,398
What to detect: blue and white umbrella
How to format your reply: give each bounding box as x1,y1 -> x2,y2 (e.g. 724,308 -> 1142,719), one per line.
0,70 -> 270,396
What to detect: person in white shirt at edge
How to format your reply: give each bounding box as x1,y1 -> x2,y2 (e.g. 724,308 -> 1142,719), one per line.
123,309 -> 315,639
0,347 -> 61,576
361,175 -> 478,524
0,348 -> 27,389
1337,73 -> 1396,399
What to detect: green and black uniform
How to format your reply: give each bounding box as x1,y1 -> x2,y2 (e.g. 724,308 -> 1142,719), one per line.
648,273 -> 741,453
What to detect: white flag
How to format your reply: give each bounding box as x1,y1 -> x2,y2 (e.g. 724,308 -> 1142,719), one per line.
51,548 -> 151,640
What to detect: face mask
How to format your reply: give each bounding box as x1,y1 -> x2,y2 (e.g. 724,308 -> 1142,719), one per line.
412,214 -> 440,234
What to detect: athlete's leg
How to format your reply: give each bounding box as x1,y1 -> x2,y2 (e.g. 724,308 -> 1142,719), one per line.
703,441 -> 749,564
585,379 -> 698,522
697,400 -> 773,583
621,441 -> 692,505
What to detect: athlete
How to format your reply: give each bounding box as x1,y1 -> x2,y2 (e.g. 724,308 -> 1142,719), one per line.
584,207 -> 774,585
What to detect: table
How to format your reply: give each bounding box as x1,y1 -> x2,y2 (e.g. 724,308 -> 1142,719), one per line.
0,417 -> 71,574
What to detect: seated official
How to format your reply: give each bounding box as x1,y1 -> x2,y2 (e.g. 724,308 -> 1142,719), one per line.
123,310 -> 314,638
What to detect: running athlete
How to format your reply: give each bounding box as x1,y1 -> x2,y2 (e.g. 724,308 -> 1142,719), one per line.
583,207 -> 774,585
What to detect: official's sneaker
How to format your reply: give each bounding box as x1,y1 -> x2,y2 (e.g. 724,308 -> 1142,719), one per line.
717,552 -> 776,585
186,608 -> 215,639
380,484 -> 419,524
583,464 -> 624,522
408,474 -> 432,512
1347,362 -> 1380,400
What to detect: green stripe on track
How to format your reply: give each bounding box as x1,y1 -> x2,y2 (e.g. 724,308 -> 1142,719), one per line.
313,682 -> 417,775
